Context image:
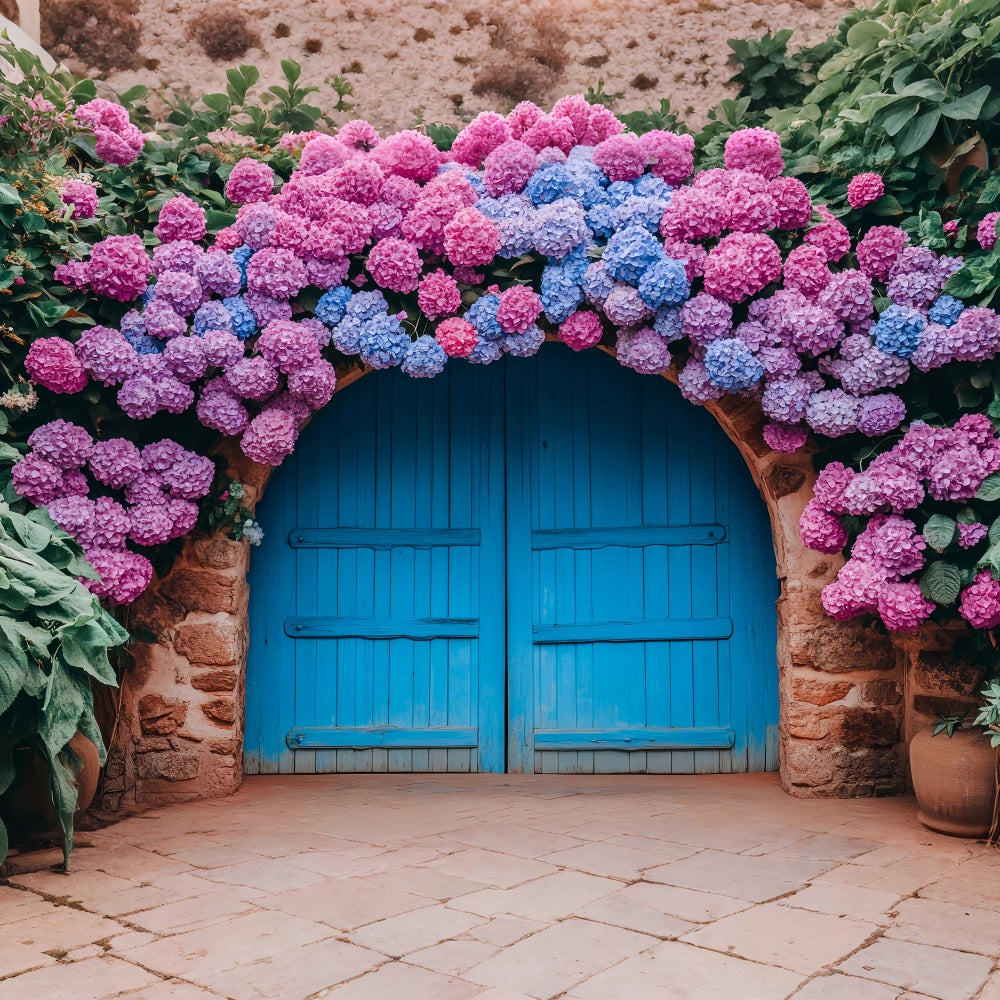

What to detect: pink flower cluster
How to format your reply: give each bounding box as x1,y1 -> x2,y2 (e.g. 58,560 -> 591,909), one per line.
801,414 -> 1000,631
12,421 -> 214,604
74,99 -> 144,166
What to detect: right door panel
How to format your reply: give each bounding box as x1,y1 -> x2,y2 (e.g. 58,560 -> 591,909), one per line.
506,343 -> 779,774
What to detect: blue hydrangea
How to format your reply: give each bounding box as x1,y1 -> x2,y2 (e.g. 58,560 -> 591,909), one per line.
653,305 -> 684,342
704,338 -> 766,391
565,162 -> 607,209
633,175 -> 672,200
526,163 -> 574,205
223,295 -> 258,340
603,284 -> 651,328
331,315 -> 364,355
872,304 -> 925,358
560,246 -> 591,283
346,290 -> 389,322
192,301 -> 233,336
603,225 -> 661,284
637,256 -> 690,309
119,309 -> 145,338
401,335 -> 448,378
583,260 -> 615,304
533,199 -> 590,259
468,337 -> 504,365
586,203 -> 615,240
611,196 -> 668,234
604,181 -> 635,207
467,294 -> 503,340
122,330 -> 163,355
928,294 -> 965,328
230,245 -> 254,284
541,263 -> 584,324
504,324 -> 545,358
497,211 -> 538,259
358,315 -> 409,369
316,286 -> 353,327
465,172 -> 486,195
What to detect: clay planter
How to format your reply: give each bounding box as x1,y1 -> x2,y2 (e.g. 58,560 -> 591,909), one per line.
0,732 -> 101,837
909,725 -> 998,837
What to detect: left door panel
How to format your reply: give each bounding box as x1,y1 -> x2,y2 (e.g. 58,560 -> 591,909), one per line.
245,363 -> 507,774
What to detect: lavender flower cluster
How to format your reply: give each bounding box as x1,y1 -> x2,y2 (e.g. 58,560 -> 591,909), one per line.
800,415 -> 1000,632
11,420 -> 213,603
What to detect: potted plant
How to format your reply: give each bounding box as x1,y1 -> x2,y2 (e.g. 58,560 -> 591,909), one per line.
0,498 -> 126,871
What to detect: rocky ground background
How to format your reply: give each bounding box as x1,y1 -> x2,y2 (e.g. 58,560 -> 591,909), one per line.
43,0 -> 864,133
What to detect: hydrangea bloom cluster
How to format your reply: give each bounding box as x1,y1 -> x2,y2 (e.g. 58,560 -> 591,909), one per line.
12,421 -> 214,603
801,415 -> 1000,632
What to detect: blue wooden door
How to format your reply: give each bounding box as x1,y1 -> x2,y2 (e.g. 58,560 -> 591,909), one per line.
245,362 -> 506,773
505,345 -> 778,774
245,343 -> 778,774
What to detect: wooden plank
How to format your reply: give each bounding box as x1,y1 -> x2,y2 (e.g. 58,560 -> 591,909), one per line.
530,524 -> 725,549
533,727 -> 736,750
285,617 -> 479,639
287,726 -> 479,749
532,619 -> 733,643
288,527 -> 481,548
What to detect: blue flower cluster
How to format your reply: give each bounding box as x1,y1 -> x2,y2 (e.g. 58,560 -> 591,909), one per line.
872,304 -> 926,359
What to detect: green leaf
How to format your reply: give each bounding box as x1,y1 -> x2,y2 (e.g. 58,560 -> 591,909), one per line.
923,515 -> 957,552
896,110 -> 942,157
989,516 -> 1000,546
976,472 -> 1000,502
919,561 -> 962,605
0,183 -> 22,205
940,85 -> 991,121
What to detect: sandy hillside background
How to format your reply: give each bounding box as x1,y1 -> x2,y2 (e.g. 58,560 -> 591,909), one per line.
47,0 -> 864,133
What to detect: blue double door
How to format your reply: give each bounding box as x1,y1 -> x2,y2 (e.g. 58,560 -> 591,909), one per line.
245,343 -> 778,775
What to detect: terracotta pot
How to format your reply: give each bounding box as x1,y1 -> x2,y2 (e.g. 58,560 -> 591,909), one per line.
909,725 -> 998,837
0,732 -> 101,836
936,137 -> 990,194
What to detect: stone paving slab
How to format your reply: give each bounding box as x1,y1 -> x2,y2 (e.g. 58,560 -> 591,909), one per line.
1,773 -> 997,1000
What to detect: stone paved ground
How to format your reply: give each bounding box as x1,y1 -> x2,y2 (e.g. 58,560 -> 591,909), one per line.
1,774 -> 998,1000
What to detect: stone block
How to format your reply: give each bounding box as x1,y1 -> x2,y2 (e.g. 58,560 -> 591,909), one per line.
786,704 -> 832,741
174,619 -> 245,667
192,535 -> 246,570
160,569 -> 242,615
207,738 -> 242,755
791,675 -> 855,707
834,708 -> 900,748
135,751 -> 200,782
202,698 -> 236,725
913,651 -> 985,698
863,679 -> 901,707
789,623 -> 897,673
913,694 -> 978,720
137,694 -> 186,736
765,463 -> 807,500
783,740 -> 834,788
190,668 -> 239,692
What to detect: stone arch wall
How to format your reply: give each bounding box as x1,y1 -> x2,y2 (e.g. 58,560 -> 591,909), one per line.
101,355 -> 912,811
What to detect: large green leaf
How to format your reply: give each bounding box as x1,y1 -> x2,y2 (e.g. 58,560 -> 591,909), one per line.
976,472 -> 1000,502
922,514 -> 957,552
896,110 -> 942,157
919,561 -> 962,605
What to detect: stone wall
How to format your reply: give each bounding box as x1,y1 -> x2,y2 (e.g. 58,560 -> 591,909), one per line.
101,363 -> 932,811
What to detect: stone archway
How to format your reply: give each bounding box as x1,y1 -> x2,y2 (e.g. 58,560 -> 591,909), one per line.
103,354 -> 910,810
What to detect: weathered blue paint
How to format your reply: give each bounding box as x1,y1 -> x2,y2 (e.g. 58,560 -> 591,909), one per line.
245,343 -> 779,775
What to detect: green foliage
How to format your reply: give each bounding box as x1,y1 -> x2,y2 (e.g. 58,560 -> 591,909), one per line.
973,678 -> 1000,747
618,98 -> 691,138
199,479 -> 255,541
584,79 -> 625,110
0,501 -> 125,869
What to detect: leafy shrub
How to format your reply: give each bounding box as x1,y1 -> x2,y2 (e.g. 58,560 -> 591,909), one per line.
188,3 -> 261,62
41,0 -> 143,74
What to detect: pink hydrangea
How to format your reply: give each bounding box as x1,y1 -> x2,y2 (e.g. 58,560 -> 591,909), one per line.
497,286 -> 543,334
820,560 -> 886,621
86,497 -> 130,549
723,128 -> 784,178
225,157 -> 275,203
197,382 -> 250,435
298,134 -> 349,176
851,515 -> 925,578
85,549 -> 153,605
640,130 -> 694,185
434,318 -> 478,358
89,438 -> 142,488
202,329 -> 245,367
11,455 -> 68,505
246,247 -> 307,299
256,320 -> 322,374
76,99 -> 145,166
783,245 -> 830,297
483,140 -> 537,197
154,195 -> 207,244
27,419 -> 93,469
47,495 -> 97,539
959,571 -> 1000,628
443,208 -> 501,268
877,582 -> 933,631
978,212 -> 1000,250
75,325 -> 139,385
520,113 -> 576,154
225,356 -> 280,400
163,336 -> 208,382
804,212 -> 851,262
592,133 -> 647,182
847,172 -> 885,209
551,95 -> 623,146
163,453 -> 214,499
241,407 -> 299,465
702,233 -> 782,303
372,130 -> 443,182
287,359 -> 337,409
958,522 -> 988,549
366,237 -> 423,294
559,311 -> 604,352
128,503 -> 177,546
799,498 -> 849,553
762,421 -> 808,452
87,234 -> 152,302
450,111 -> 512,167
61,178 -> 99,219
25,337 -> 88,393
418,270 -> 462,320
769,176 -> 814,229
616,326 -> 672,374
856,226 -> 909,280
